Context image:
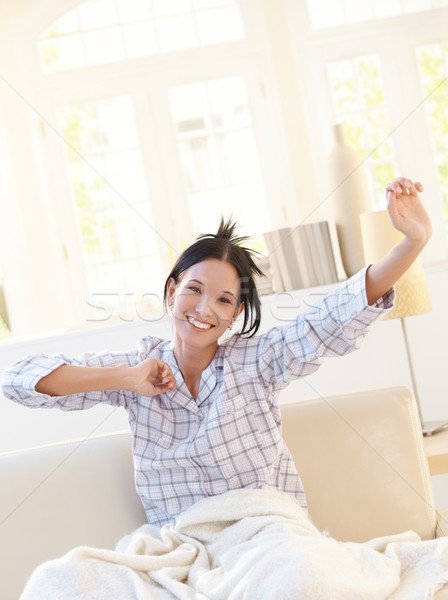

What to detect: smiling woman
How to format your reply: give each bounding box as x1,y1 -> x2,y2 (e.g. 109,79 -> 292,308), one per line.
0,187 -> 434,593
2,183 -> 432,524
163,219 -> 261,398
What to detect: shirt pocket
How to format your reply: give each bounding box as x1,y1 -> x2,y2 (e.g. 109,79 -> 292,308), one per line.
216,393 -> 249,419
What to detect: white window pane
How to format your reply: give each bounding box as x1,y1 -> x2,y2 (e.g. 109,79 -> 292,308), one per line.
103,151 -> 148,205
169,84 -> 209,132
58,95 -> 157,304
68,160 -> 111,211
194,0 -> 235,8
123,22 -> 158,58
153,0 -> 192,17
99,124 -> 138,152
355,56 -> 385,106
217,131 -> 261,184
372,0 -> 402,18
84,28 -> 125,65
44,8 -> 80,37
157,15 -> 197,52
128,207 -> 158,249
327,60 -> 358,112
363,109 -> 393,156
114,211 -> 146,256
197,7 -> 245,45
403,0 -> 432,12
179,137 -> 221,190
208,77 -> 250,129
117,0 -> 153,23
224,184 -> 269,232
117,221 -> 159,264
78,0 -> 119,29
98,96 -> 134,125
38,35 -> 85,72
188,184 -> 269,236
342,0 -> 373,23
97,97 -> 139,150
306,0 -> 344,29
60,104 -> 103,155
187,189 -> 227,234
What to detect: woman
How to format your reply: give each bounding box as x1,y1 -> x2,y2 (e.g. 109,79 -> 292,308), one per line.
2,177 -> 432,529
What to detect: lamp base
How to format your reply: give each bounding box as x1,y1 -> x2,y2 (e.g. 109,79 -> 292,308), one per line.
422,421 -> 448,437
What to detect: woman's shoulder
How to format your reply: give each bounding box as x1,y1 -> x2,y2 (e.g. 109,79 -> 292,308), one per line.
136,335 -> 173,358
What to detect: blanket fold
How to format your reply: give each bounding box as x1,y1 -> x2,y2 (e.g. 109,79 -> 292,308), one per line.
21,488 -> 448,600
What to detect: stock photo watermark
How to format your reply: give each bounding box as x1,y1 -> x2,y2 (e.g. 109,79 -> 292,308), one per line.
84,287 -> 358,325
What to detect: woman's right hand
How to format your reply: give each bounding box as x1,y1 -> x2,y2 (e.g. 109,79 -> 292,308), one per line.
129,358 -> 176,397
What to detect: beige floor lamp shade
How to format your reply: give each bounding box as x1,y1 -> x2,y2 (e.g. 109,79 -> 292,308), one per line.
360,211 -> 446,435
360,210 -> 431,320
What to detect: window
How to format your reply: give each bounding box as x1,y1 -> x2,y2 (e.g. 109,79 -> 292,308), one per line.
168,76 -> 270,246
417,42 -> 448,229
21,0 -> 292,332
58,95 -> 163,321
38,0 -> 245,73
293,0 -> 448,257
326,55 -> 397,208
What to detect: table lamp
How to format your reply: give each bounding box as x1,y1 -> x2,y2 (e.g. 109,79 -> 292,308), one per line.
360,210 -> 446,436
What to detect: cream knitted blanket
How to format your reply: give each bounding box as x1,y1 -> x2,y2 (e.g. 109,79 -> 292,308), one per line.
21,488 -> 448,599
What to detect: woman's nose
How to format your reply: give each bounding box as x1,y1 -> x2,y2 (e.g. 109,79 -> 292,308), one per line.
195,294 -> 212,319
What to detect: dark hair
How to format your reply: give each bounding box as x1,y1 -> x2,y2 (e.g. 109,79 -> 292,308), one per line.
163,217 -> 263,338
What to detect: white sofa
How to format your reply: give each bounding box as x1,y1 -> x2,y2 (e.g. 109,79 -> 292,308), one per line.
1,386 -> 447,599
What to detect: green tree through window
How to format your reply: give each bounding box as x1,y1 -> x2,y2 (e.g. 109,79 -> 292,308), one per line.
417,42 -> 448,232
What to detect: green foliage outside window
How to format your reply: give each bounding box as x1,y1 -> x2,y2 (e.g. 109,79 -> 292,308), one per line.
417,42 -> 448,230
327,55 -> 397,209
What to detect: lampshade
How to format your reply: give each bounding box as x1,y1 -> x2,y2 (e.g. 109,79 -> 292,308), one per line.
360,211 -> 432,320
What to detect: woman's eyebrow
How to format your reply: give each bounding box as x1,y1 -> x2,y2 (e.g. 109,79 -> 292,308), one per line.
222,289 -> 237,299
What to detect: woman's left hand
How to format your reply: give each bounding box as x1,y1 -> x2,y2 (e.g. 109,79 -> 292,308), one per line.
386,177 -> 432,246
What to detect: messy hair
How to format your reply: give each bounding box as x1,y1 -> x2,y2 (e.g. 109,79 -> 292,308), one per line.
163,218 -> 263,338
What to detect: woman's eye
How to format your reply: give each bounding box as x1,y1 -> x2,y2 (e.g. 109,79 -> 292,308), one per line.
188,286 -> 200,293
219,297 -> 231,304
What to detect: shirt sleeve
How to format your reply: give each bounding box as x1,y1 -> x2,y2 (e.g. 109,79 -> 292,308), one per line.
1,337 -> 154,411
229,267 -> 395,392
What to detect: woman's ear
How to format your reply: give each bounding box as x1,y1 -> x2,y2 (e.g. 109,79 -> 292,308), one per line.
234,302 -> 244,320
166,277 -> 177,308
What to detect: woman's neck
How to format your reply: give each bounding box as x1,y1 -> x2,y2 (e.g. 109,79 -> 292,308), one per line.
173,342 -> 218,400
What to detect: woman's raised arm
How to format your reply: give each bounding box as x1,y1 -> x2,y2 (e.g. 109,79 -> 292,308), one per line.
365,177 -> 432,305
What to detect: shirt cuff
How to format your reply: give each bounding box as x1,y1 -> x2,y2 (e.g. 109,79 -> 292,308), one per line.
19,354 -> 66,394
341,265 -> 395,317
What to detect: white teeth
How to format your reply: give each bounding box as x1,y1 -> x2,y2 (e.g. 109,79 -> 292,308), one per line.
187,316 -> 212,330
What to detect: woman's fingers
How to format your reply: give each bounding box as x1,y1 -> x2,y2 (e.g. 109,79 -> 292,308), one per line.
386,177 -> 424,197
157,361 -> 176,389
415,181 -> 424,193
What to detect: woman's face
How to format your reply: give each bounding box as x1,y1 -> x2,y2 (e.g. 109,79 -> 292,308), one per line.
167,258 -> 244,351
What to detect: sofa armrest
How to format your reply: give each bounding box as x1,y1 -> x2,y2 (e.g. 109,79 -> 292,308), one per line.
0,431 -> 146,600
436,509 -> 448,538
280,386 -> 437,542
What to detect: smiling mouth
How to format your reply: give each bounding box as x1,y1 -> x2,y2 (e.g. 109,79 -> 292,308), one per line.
186,316 -> 214,330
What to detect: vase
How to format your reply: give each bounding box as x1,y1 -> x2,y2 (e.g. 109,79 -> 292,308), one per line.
327,123 -> 372,277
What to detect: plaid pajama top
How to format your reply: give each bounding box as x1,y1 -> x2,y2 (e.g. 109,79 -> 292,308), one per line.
1,268 -> 394,526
